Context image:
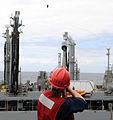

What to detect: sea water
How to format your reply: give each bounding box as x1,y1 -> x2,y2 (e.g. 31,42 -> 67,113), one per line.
0,71 -> 104,85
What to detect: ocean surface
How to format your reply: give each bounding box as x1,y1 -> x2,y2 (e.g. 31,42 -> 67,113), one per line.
0,72 -> 104,85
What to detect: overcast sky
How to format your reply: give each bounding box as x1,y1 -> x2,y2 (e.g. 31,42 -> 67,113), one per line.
0,0 -> 113,73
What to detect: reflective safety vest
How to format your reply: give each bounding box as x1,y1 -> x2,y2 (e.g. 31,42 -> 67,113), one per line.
38,90 -> 74,120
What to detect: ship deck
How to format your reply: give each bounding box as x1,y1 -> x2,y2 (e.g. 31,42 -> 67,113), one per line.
0,110 -> 112,120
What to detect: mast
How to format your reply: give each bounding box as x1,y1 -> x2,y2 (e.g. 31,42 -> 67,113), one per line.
10,11 -> 22,95
104,48 -> 113,93
61,32 -> 76,80
106,48 -> 110,72
58,53 -> 61,68
75,59 -> 80,80
4,25 -> 10,85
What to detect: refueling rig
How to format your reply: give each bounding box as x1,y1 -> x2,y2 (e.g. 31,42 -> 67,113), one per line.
61,32 -> 80,80
61,32 -> 113,112
4,11 -> 22,95
0,11 -> 41,111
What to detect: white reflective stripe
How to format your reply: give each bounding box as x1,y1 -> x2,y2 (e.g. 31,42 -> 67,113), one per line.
39,94 -> 55,109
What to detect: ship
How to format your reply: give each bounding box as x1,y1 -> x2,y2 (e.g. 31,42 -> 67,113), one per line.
0,11 -> 42,115
0,11 -> 113,120
61,32 -> 113,120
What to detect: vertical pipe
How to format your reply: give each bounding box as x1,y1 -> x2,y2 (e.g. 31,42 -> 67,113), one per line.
4,42 -> 6,84
10,11 -> 22,94
58,53 -> 61,68
6,28 -> 10,86
69,43 -> 75,80
107,48 -> 110,72
61,41 -> 67,69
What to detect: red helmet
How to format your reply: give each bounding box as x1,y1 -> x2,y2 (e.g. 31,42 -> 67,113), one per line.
49,68 -> 70,89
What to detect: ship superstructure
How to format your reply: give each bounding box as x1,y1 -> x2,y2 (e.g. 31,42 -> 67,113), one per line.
0,11 -> 40,112
61,32 -> 80,80
104,48 -> 113,95
4,24 -> 10,86
4,11 -> 22,95
61,32 -> 113,119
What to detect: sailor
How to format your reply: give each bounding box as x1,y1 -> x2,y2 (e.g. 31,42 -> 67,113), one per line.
38,68 -> 86,120
38,84 -> 41,91
45,82 -> 48,90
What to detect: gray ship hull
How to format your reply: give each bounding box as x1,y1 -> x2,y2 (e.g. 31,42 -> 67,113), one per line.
0,110 -> 112,120
76,110 -> 113,120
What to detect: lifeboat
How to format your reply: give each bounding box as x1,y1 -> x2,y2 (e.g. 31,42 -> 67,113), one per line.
67,90 -> 87,97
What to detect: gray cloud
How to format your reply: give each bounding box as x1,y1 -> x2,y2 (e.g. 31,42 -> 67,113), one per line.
0,0 -> 113,72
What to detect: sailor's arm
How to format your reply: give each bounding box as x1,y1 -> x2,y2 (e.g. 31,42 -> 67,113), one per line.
67,87 -> 85,101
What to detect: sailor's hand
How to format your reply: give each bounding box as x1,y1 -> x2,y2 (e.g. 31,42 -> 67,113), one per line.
67,87 -> 85,101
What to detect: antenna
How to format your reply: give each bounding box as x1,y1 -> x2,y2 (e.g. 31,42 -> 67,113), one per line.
106,48 -> 110,72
